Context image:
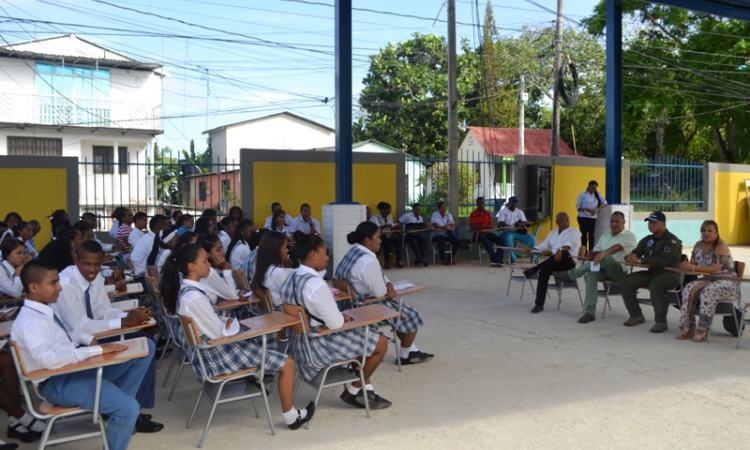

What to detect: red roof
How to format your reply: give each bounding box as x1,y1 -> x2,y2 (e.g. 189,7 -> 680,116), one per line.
467,127 -> 577,157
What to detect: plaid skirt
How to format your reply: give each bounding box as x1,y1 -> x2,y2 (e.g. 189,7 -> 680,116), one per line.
375,299 -> 423,334
288,326 -> 379,382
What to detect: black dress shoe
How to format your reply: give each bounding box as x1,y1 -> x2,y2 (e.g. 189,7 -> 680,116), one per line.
287,402 -> 316,430
0,442 -> 18,450
7,423 -> 40,443
135,414 -> 164,433
531,304 -> 544,314
523,269 -> 535,278
398,350 -> 434,365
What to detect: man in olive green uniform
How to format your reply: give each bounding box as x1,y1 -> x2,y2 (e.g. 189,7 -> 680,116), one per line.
621,212 -> 682,333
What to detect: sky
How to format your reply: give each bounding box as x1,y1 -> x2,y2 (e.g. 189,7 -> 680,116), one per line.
1,0 -> 601,157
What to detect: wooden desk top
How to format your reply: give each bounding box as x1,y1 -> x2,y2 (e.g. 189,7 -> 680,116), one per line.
331,289 -> 353,303
321,304 -> 399,335
93,320 -> 157,339
22,337 -> 150,380
0,320 -> 12,338
207,312 -> 299,345
216,296 -> 260,311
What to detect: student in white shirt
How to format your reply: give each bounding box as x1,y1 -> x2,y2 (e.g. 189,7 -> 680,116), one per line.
521,212 -> 581,314
0,239 -> 28,298
251,231 -> 294,308
263,202 -> 293,229
12,260 -> 154,450
280,235 -> 392,409
128,212 -> 148,248
430,202 -> 459,265
159,243 -> 314,430
131,215 -> 170,277
147,229 -> 179,275
81,212 -> 117,253
371,202 -> 403,269
198,234 -> 241,305
496,196 -> 536,264
398,203 -> 429,267
290,203 -> 320,236
217,216 -> 238,251
576,180 -> 607,252
226,220 -> 255,270
13,221 -> 37,258
267,209 -> 294,239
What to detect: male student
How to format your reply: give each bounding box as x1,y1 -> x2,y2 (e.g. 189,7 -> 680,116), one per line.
11,260 -> 152,450
54,240 -> 164,433
130,215 -> 170,277
128,212 -> 148,248
291,203 -> 321,235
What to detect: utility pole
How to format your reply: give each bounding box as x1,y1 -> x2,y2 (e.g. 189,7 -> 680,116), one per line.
519,74 -> 525,155
447,0 -> 459,219
550,0 -> 563,156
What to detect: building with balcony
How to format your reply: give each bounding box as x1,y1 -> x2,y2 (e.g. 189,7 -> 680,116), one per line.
0,34 -> 163,218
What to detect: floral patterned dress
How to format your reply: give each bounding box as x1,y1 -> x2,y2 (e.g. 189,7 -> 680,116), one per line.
678,243 -> 738,329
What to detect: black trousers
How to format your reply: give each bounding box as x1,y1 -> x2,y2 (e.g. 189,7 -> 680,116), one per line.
431,235 -> 460,261
527,253 -> 576,306
577,217 -> 597,252
404,234 -> 426,262
381,235 -> 403,262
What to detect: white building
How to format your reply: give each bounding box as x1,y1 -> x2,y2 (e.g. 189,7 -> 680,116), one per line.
0,34 -> 164,216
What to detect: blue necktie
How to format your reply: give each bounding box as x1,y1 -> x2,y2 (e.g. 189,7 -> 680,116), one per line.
53,313 -> 72,342
85,285 -> 94,319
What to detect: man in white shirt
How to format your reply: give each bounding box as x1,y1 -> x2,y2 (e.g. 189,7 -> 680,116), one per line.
55,240 -> 164,433
128,212 -> 148,248
291,203 -> 321,235
131,214 -> 170,277
521,212 -> 581,314
263,202 -> 293,229
554,211 -> 637,323
497,197 -> 536,263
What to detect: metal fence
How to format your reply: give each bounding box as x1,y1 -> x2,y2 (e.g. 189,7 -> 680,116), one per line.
629,155 -> 705,212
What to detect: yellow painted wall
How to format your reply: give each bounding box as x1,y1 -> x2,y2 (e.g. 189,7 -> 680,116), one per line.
0,168 -> 68,249
714,171 -> 750,244
253,161 -> 397,228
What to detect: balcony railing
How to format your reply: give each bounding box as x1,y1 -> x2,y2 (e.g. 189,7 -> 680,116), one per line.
0,93 -> 162,130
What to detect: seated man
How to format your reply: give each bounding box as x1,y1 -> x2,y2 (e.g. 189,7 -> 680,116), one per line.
398,203 -> 429,267
12,260 -> 153,450
263,202 -> 293,229
522,212 -> 581,314
469,197 -> 504,266
497,196 -> 536,264
554,211 -> 637,323
128,212 -> 148,248
620,211 -> 682,333
130,214 -> 170,277
291,203 -> 321,236
370,202 -> 404,269
54,241 -> 163,433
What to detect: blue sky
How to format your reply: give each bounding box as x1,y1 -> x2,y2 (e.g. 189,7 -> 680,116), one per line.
2,0 -> 600,157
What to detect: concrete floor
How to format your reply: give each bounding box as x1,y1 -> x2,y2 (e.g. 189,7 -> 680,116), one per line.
13,246 -> 750,450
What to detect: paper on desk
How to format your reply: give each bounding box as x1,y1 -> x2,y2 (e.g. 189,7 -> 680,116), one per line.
393,282 -> 417,291
0,307 -> 17,314
110,299 -> 139,311
242,291 -> 254,298
105,283 -> 142,294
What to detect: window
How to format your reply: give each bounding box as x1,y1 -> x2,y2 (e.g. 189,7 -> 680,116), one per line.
199,181 -> 207,202
93,146 -> 113,174
7,136 -> 62,156
118,146 -> 129,174
36,63 -> 111,126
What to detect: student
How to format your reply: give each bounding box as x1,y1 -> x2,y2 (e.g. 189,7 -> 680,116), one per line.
13,221 -> 37,258
0,223 -> 10,249
263,202 -> 293,229
201,208 -> 218,220
335,221 -> 434,365
226,219 -> 255,270
430,201 -> 460,265
160,243 -> 314,429
114,208 -> 135,255
281,234 -> 392,409
131,215 -> 170,277
2,213 -> 21,233
27,220 -> 41,254
198,234 -> 240,304
217,216 -> 238,251
290,204 -> 320,236
170,210 -> 183,227
242,229 -> 268,285
55,226 -> 83,250
193,216 -> 215,236
129,212 -> 148,248
267,209 -> 293,238
12,260 -> 152,450
54,241 -> 163,433
38,237 -> 75,272
251,232 -> 294,308
81,213 -> 115,252
72,221 -> 95,243
0,239 -> 28,298
370,202 -> 403,270
108,208 -> 123,240
398,203 -> 429,267
176,214 -> 194,237
147,230 -> 179,274
228,206 -> 243,222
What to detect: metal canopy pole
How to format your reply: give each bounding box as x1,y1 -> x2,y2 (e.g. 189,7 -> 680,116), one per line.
605,0 -> 622,204
335,0 -> 353,203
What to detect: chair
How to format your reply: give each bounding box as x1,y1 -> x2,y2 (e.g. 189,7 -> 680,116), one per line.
431,241 -> 453,265
146,265 -> 160,284
473,233 -> 498,265
282,303 -> 370,428
548,275 -> 584,311
232,269 -> 250,291
596,280 -> 620,318
505,263 -> 537,300
699,261 -> 745,346
180,315 -> 274,447
253,288 -> 275,314
10,341 -> 110,450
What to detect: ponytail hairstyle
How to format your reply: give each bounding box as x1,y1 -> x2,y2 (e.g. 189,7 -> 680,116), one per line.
200,233 -> 221,258
176,213 -> 193,229
160,243 -> 203,314
0,237 -> 22,261
250,231 -> 287,292
148,229 -> 177,266
218,216 -> 237,233
12,221 -> 30,239
51,218 -> 72,237
48,209 -> 68,224
226,219 -> 253,262
346,221 -> 379,246
296,234 -> 325,263
38,237 -> 75,272
56,225 -> 81,243
249,228 -> 269,251
173,231 -> 199,254
113,207 -> 129,226
3,212 -> 22,228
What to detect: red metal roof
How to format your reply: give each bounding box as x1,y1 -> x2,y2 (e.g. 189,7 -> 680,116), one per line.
467,127 -> 578,157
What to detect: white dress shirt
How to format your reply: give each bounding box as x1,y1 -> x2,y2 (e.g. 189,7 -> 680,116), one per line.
200,268 -> 238,304
398,212 -> 424,226
94,236 -> 114,253
371,214 -> 395,237
178,279 -> 239,339
12,300 -> 102,381
155,249 -> 172,274
24,240 -> 38,258
109,220 -> 119,239
293,264 -> 344,329
229,242 -> 250,270
430,211 -> 455,239
55,266 -> 127,345
264,215 -> 293,229
290,216 -> 321,235
0,260 -> 22,298
535,227 -> 582,257
218,230 -> 232,251
261,265 -> 294,307
131,231 -> 155,276
346,244 -> 390,298
576,191 -> 607,219
496,207 -> 527,227
128,228 -> 145,248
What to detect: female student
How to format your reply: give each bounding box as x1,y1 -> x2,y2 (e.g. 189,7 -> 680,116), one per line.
0,239 -> 28,298
226,220 -> 255,270
114,208 -> 135,255
199,234 -> 241,304
430,201 -> 460,265
267,209 -> 293,238
55,226 -> 84,251
12,221 -> 37,258
335,221 -> 434,365
228,206 -> 244,222
241,229 -> 268,287
160,243 -> 314,429
176,214 -> 194,237
194,216 -> 215,236
370,202 -> 403,269
72,221 -> 95,243
47,209 -> 69,239
280,234 -> 392,409
147,229 -> 179,274
38,237 -> 75,272
217,217 -> 238,251
251,232 -> 293,309
2,213 -> 21,233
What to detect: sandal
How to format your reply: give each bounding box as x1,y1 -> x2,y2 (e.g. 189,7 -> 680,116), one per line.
677,327 -> 695,340
693,327 -> 708,343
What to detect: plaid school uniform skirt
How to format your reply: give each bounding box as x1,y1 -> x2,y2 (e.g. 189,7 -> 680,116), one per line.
288,326 -> 379,382
375,299 -> 423,334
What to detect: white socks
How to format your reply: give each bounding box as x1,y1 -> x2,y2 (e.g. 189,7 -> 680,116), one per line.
282,407 -> 307,425
399,344 -> 419,359
20,413 -> 45,432
347,384 -> 375,396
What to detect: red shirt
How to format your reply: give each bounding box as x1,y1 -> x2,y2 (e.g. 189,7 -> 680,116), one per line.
469,209 -> 492,235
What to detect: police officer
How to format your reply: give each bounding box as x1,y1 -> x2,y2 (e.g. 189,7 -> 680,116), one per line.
620,211 -> 682,333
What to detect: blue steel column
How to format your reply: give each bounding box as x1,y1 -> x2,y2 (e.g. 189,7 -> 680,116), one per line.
605,0 -> 622,204
335,0 -> 353,203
